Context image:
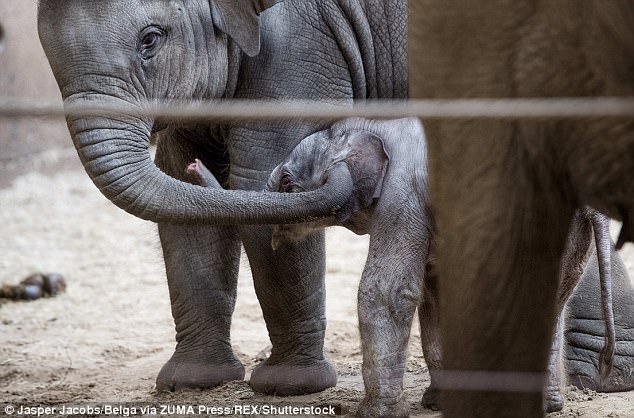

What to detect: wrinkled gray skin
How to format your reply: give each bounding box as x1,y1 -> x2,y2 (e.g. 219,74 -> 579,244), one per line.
37,0 -> 406,395
410,1 -> 634,416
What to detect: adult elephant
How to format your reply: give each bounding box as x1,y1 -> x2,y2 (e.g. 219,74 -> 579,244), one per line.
410,1 -> 634,417
37,0 -> 406,395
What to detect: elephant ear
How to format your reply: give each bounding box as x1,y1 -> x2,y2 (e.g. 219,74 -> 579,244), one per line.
331,131 -> 389,225
210,0 -> 283,57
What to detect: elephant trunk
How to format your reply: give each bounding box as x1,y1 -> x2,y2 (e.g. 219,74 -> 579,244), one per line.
65,96 -> 354,225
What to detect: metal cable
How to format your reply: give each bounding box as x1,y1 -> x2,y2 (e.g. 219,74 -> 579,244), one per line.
2,97 -> 634,120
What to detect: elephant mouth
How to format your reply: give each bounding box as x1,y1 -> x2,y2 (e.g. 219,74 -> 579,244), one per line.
270,218 -> 335,251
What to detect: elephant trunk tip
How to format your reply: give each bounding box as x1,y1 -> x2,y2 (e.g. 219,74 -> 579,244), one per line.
186,158 -> 222,189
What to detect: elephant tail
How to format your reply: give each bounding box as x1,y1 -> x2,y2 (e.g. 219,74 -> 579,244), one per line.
589,209 -> 616,383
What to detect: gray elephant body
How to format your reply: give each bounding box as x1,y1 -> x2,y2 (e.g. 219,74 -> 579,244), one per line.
38,0 -> 406,395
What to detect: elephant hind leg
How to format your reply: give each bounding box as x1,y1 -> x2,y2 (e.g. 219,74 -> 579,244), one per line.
544,208 -> 593,412
154,128 -> 244,391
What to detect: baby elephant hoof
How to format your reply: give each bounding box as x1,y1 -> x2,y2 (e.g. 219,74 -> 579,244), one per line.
249,359 -> 336,395
421,386 -> 441,410
357,395 -> 409,418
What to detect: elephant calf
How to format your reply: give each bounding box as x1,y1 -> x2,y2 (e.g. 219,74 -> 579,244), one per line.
189,117 -> 618,416
270,117 -> 435,417
191,117 -> 433,417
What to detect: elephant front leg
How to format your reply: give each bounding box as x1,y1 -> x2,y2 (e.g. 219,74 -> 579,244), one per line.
357,231 -> 427,418
244,226 -> 337,395
156,222 -> 244,391
154,132 -> 244,391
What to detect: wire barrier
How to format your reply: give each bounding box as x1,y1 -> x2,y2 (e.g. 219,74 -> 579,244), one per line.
2,97 -> 634,121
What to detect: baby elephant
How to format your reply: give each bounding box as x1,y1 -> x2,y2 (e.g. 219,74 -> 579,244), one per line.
190,117 -> 433,417
269,117 -> 435,417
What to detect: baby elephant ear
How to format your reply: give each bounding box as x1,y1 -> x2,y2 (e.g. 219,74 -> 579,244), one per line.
210,0 -> 283,57
333,131 -> 389,224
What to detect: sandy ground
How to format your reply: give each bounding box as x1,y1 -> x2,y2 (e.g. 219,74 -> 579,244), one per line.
1,160 -> 634,418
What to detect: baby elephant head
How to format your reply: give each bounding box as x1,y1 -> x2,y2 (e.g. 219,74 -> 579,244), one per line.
268,128 -> 389,249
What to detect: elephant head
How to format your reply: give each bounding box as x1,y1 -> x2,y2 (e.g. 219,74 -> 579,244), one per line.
36,0 -> 353,225
265,126 -> 389,248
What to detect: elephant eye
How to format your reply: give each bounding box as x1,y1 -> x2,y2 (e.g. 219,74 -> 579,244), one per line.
279,172 -> 305,193
279,173 -> 307,193
139,26 -> 166,60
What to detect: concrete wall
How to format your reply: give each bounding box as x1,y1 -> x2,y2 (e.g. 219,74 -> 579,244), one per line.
0,1 -> 74,186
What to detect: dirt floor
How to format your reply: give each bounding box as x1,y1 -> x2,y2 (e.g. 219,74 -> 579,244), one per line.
1,158 -> 634,417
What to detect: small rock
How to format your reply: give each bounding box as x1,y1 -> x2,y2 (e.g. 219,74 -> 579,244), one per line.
0,272 -> 66,301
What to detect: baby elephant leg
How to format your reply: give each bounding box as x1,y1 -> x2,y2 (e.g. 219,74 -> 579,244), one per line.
356,226 -> 429,418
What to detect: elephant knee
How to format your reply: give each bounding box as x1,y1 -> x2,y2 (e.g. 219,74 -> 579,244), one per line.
358,276 -> 420,327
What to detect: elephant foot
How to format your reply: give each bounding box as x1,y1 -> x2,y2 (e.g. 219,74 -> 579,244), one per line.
156,353 -> 245,392
356,395 -> 409,418
568,369 -> 634,393
543,389 -> 564,413
567,356 -> 634,393
421,385 -> 441,410
249,358 -> 337,395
